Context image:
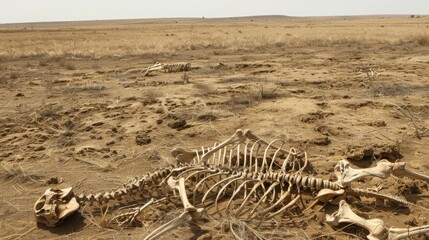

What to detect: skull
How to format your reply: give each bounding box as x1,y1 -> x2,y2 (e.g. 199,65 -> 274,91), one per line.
34,187 -> 80,227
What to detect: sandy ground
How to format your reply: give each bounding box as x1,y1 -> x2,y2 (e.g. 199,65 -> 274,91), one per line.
1,16 -> 429,239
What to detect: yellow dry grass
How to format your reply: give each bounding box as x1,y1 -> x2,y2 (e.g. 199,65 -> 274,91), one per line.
1,16 -> 428,59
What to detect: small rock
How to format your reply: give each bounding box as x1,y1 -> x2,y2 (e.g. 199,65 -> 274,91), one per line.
197,113 -> 217,121
135,134 -> 151,145
168,119 -> 187,129
83,126 -> 93,132
45,177 -> 62,185
92,121 -> 104,126
15,92 -> 24,97
106,140 -> 115,146
156,119 -> 163,125
311,137 -> 331,146
34,146 -> 46,151
367,120 -> 387,127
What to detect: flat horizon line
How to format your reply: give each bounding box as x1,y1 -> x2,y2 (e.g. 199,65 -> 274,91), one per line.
0,13 -> 426,26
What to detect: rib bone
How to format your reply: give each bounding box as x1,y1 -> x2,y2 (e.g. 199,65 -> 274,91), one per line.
335,159 -> 429,187
327,200 -> 429,240
144,211 -> 192,240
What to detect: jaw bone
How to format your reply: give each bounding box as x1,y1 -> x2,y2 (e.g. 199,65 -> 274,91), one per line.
34,187 -> 80,227
335,159 -> 429,187
144,177 -> 203,240
327,200 -> 429,240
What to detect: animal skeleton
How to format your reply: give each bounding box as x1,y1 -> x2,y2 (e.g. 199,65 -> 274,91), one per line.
143,62 -> 191,76
34,129 -> 429,239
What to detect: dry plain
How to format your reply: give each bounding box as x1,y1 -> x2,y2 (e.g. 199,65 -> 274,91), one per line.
1,15 -> 429,239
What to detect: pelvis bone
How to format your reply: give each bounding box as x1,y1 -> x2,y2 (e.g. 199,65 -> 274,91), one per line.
335,159 -> 429,187
34,187 -> 79,227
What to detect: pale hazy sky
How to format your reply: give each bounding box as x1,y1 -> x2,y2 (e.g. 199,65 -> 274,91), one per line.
1,0 -> 429,24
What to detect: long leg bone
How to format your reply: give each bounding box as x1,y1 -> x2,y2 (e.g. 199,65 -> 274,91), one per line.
335,159 -> 429,187
327,200 -> 429,240
145,177 -> 203,239
168,177 -> 204,220
326,200 -> 387,240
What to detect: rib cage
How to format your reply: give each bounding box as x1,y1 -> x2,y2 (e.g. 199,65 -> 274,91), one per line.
143,62 -> 191,76
35,129 -> 428,239
72,130 -> 401,220
175,136 -> 309,174
161,62 -> 191,72
72,134 -> 336,221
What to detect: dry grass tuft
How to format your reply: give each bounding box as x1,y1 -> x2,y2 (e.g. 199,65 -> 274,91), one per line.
1,163 -> 43,183
411,34 -> 429,46
227,90 -> 261,109
60,61 -> 77,70
62,85 -> 106,94
141,89 -> 164,104
392,104 -> 428,139
9,72 -> 20,80
258,82 -> 279,100
193,83 -> 218,96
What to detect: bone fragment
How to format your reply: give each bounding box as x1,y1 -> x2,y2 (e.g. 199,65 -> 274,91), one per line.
327,200 -> 429,240
335,159 -> 429,187
172,174 -> 204,218
326,200 -> 387,240
144,211 -> 192,240
315,188 -> 345,204
145,177 -> 204,239
391,162 -> 429,182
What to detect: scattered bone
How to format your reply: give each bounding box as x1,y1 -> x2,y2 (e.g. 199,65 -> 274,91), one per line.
143,62 -> 191,76
144,177 -> 203,239
335,159 -> 429,187
109,198 -> 155,227
327,200 -> 429,240
33,129 -> 429,240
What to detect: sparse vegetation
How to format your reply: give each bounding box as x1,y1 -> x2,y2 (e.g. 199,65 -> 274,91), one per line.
392,104 -> 428,139
141,88 -> 163,104
1,17 -> 429,59
1,16 -> 429,240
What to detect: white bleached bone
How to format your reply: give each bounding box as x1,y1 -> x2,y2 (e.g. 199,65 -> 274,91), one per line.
144,211 -> 192,240
34,187 -> 80,227
167,177 -> 203,219
200,128 -> 289,164
335,159 -> 429,187
145,177 -> 203,239
315,188 -> 345,204
143,62 -> 191,76
326,200 -> 387,240
327,200 -> 429,240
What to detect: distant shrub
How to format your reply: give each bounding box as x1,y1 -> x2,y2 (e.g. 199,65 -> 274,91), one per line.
415,34 -> 429,46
